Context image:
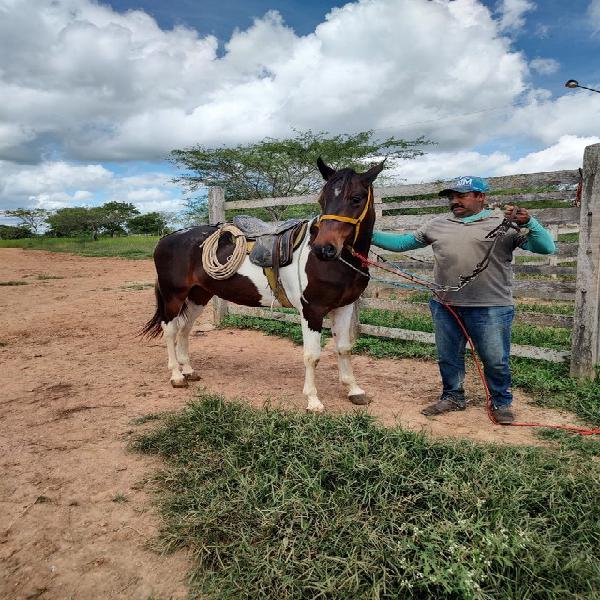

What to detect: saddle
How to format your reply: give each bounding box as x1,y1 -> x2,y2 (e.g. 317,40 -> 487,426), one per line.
232,215 -> 308,307
233,216 -> 307,267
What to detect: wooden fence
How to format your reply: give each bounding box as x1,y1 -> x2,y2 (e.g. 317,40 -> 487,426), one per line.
207,143 -> 600,379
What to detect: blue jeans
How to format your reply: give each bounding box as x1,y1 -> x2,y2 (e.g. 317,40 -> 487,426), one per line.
429,300 -> 514,408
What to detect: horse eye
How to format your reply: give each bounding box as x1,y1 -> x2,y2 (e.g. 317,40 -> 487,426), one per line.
351,196 -> 362,205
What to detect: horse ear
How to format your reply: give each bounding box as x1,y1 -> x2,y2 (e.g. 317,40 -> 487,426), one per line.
317,157 -> 336,181
360,161 -> 385,186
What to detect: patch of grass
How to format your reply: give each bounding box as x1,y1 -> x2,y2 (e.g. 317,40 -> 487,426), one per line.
0,235 -> 159,259
359,308 -> 571,351
130,412 -> 170,425
557,232 -> 579,243
133,393 -> 600,599
0,280 -> 29,286
34,274 -> 64,280
515,255 -> 548,264
515,272 -> 576,283
220,314 -> 332,347
121,282 -> 155,291
510,359 -> 600,424
536,428 -> 600,456
516,301 -> 574,316
112,493 -> 128,503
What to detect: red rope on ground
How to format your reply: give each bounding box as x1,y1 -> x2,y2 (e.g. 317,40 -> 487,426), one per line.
351,250 -> 600,436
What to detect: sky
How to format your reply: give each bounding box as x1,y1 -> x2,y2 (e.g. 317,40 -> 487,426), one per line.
1,0 -> 600,220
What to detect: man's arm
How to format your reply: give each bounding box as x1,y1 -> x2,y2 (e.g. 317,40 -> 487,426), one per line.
371,230 -> 428,252
519,217 -> 556,254
503,205 -> 556,255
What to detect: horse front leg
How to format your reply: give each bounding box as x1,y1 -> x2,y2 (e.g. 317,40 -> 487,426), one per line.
330,304 -> 368,405
300,317 -> 324,413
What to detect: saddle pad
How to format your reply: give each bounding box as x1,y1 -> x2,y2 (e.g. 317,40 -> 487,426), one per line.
233,215 -> 305,238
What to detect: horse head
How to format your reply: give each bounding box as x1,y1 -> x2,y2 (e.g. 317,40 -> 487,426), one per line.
312,157 -> 384,261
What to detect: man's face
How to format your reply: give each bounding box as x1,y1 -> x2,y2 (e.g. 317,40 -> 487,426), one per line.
446,191 -> 485,218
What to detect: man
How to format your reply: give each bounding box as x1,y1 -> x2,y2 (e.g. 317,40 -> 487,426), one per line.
371,176 -> 556,424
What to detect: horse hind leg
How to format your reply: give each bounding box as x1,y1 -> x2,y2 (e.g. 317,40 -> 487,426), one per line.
158,290 -> 191,388
330,305 -> 368,405
175,302 -> 204,380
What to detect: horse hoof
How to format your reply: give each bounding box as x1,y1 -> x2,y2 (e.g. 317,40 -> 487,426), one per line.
349,394 -> 369,406
183,372 -> 201,381
170,378 -> 188,388
306,405 -> 325,414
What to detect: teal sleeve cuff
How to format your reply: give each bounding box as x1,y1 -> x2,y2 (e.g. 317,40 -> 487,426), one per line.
371,231 -> 427,252
520,217 -> 556,254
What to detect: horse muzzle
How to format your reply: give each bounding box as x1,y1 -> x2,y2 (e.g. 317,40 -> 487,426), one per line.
312,243 -> 341,261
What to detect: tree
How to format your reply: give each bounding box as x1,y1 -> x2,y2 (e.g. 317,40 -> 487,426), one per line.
126,212 -> 167,235
0,224 -> 33,239
97,201 -> 139,237
171,129 -> 430,220
2,208 -> 50,234
46,207 -> 105,238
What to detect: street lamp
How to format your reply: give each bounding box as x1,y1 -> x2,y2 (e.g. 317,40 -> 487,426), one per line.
565,79 -> 600,94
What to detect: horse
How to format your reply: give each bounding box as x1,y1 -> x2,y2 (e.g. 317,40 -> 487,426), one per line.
142,158 -> 384,413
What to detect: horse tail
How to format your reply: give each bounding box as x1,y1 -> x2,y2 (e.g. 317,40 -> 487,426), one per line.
140,281 -> 166,339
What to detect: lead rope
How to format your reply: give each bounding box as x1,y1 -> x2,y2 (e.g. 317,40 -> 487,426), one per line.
343,249 -> 600,436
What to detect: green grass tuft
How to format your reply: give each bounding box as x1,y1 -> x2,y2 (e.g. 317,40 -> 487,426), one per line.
0,235 -> 159,259
133,393 -> 600,599
0,280 -> 29,286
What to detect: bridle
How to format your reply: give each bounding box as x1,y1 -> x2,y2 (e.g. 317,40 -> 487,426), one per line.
315,186 -> 373,247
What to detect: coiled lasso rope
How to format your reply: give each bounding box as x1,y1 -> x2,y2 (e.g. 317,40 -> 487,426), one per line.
200,224 -> 247,279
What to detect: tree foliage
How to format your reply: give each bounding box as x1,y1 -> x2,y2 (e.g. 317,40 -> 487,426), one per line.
172,130 -> 430,221
127,212 -> 168,235
2,208 -> 50,234
98,201 -> 139,237
0,224 -> 33,239
46,207 -> 106,238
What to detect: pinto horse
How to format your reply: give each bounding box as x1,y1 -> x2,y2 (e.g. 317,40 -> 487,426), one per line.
142,158 -> 383,412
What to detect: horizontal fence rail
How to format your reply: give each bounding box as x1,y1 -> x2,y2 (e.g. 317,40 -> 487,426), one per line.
208,148 -> 600,377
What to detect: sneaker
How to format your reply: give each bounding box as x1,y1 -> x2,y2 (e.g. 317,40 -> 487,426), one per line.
492,405 -> 514,425
421,396 -> 466,416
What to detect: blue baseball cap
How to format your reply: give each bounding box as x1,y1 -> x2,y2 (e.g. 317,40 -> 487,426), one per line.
438,176 -> 489,197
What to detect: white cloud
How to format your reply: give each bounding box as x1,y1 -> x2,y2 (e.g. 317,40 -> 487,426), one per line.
497,0 -> 536,32
529,57 -> 559,75
494,135 -> 600,174
501,89 -> 600,145
0,0 -> 530,162
0,0 -> 597,212
589,0 -> 600,31
386,135 -> 597,184
0,160 -> 183,213
387,150 -> 511,183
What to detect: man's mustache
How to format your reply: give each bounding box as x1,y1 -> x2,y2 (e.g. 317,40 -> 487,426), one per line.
450,203 -> 463,210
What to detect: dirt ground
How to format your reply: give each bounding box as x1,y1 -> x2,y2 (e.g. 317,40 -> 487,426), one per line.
0,248 -> 582,600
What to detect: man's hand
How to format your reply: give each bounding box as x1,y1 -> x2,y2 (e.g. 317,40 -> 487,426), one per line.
504,204 -> 530,225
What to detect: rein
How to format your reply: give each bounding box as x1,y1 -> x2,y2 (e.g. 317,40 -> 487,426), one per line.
316,186 -> 373,247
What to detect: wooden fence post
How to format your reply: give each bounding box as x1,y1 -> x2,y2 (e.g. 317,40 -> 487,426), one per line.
570,143 -> 600,379
207,186 -> 229,326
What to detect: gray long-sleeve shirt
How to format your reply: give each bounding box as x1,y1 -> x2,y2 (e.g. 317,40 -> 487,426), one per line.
372,210 -> 556,306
